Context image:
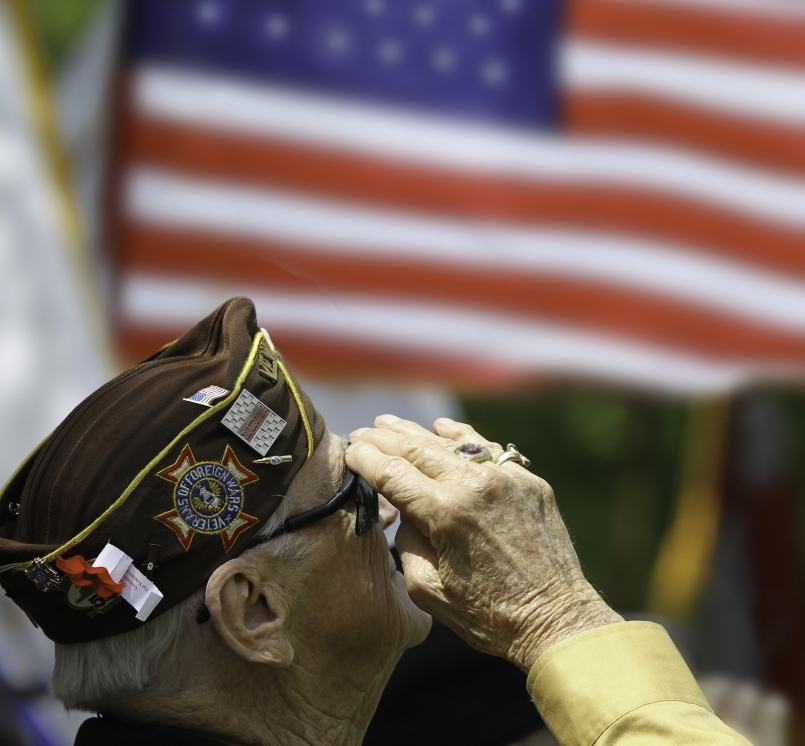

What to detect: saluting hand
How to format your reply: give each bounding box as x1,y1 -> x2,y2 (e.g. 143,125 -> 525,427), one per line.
347,415 -> 622,671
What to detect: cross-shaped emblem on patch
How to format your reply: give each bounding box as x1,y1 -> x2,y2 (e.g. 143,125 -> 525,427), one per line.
154,445 -> 260,552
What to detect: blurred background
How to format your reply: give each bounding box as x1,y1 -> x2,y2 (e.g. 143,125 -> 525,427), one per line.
1,0 -> 804,744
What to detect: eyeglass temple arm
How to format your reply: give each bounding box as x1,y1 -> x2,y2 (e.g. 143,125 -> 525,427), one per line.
261,470 -> 359,540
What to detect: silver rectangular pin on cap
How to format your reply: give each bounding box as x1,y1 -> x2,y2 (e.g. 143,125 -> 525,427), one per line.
221,389 -> 287,456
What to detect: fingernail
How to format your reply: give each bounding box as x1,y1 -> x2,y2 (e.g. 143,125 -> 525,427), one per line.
435,417 -> 455,427
349,427 -> 369,439
375,414 -> 400,426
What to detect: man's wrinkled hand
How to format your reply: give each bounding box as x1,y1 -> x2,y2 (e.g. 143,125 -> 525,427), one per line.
346,415 -> 622,672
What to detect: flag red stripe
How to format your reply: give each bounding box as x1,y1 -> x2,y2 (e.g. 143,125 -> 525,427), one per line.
121,116 -> 805,279
566,0 -> 805,70
118,324 -> 533,390
118,225 -> 805,365
564,92 -> 805,178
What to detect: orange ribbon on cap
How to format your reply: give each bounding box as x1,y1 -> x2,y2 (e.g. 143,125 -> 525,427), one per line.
55,555 -> 124,598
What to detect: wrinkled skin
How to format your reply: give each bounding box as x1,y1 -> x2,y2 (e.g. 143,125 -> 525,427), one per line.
347,416 -> 623,672
121,430 -> 431,746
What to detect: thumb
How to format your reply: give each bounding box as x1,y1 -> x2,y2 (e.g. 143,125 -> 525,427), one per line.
396,517 -> 444,613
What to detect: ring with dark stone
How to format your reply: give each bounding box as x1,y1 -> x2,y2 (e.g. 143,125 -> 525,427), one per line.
454,443 -> 493,463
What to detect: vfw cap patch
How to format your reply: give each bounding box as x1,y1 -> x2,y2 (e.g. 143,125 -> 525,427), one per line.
155,444 -> 260,552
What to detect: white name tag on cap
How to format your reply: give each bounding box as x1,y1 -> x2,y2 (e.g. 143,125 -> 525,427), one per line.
93,543 -> 164,622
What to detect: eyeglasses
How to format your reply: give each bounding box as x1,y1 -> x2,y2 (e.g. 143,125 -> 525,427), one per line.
197,469 -> 379,624
260,469 -> 379,541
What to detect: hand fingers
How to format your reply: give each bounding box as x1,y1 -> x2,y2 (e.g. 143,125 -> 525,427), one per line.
372,414 -> 453,446
345,440 -> 443,532
350,426 -> 475,483
396,517 -> 439,572
433,418 -> 504,453
353,416 -> 509,470
368,415 -> 505,459
396,517 -> 445,613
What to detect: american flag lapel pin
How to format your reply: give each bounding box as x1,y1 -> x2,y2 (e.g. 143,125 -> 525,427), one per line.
184,385 -> 230,408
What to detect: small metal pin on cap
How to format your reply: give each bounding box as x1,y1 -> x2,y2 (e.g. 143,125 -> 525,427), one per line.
253,454 -> 293,466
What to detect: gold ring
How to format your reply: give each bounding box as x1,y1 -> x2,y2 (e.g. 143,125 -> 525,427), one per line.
495,443 -> 531,468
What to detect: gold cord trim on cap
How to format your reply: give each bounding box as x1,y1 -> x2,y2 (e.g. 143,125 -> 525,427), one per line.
261,329 -> 314,462
156,339 -> 178,354
25,333 -> 266,568
279,361 -> 314,463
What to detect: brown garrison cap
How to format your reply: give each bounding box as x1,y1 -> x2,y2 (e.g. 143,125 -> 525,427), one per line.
0,298 -> 325,644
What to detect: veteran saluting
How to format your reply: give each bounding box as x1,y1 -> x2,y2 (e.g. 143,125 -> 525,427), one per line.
0,298 -> 748,745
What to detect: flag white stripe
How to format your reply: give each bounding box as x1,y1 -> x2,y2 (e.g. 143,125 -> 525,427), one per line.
126,168 -> 805,334
133,66 -> 805,232
121,273 -> 798,394
562,40 -> 805,126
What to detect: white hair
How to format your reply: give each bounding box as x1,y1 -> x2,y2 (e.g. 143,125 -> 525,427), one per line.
51,493 -> 306,713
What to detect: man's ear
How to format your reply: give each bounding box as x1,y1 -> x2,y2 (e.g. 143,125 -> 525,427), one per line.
206,557 -> 294,668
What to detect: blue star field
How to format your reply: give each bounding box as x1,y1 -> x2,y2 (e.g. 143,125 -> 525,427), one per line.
126,0 -> 563,129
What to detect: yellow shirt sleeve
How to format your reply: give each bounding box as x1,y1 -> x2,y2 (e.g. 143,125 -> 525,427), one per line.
526,621 -> 751,746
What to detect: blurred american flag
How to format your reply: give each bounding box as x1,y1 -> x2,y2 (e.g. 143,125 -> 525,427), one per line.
111,0 -> 805,392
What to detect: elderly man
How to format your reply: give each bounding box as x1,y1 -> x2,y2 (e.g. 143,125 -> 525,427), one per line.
0,299 -> 747,745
